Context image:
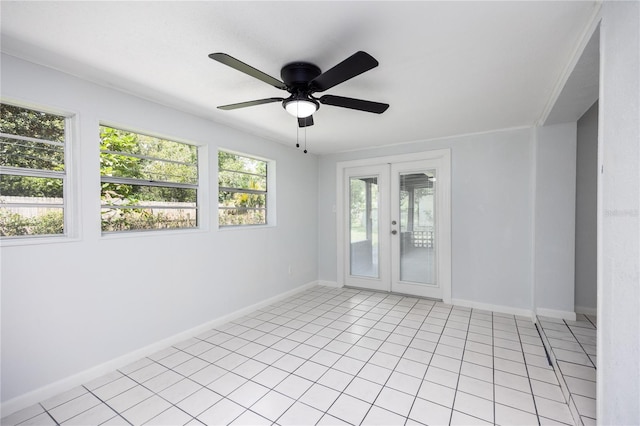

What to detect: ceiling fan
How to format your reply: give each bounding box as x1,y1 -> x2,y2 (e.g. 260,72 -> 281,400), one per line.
209,51 -> 389,128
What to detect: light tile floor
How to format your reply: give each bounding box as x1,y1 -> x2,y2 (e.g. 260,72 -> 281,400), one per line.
537,314 -> 597,426
3,286 -> 577,426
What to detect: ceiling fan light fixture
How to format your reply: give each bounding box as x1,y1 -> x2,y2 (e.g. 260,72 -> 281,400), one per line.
284,98 -> 318,118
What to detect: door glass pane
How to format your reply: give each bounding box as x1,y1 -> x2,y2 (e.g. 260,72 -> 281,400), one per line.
350,176 -> 379,278
399,171 -> 436,284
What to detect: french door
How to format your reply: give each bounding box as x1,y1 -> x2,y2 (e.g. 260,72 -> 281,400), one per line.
339,151 -> 451,301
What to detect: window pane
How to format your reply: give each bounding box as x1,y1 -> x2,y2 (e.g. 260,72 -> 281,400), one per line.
399,172 -> 436,284
218,170 -> 266,191
0,206 -> 64,236
101,207 -> 197,232
0,137 -> 65,171
100,126 -> 196,162
137,135 -> 196,162
218,150 -> 269,227
218,208 -> 266,226
218,191 -> 265,208
349,176 -> 379,278
1,104 -> 67,239
101,152 -> 197,184
0,104 -> 65,142
0,175 -> 63,198
219,152 -> 266,176
101,183 -> 196,205
99,126 -> 199,233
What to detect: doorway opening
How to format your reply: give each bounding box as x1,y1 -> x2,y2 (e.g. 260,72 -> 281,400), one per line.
336,150 -> 451,302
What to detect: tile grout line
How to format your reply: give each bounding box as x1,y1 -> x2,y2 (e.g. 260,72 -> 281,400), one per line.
562,319 -> 597,370
6,287 -> 579,426
86,288 -> 350,424
215,288 -> 409,425
40,403 -> 60,426
81,385 -> 135,426
447,306 -> 471,425
369,294 -> 443,423
399,301 -> 451,426
275,288 -> 386,425
237,287 -> 370,425
515,317 -> 543,426
219,287 -> 346,424
317,291 -> 432,425
493,311 -> 496,426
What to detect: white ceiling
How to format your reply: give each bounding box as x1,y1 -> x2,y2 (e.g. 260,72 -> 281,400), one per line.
1,1 -> 599,154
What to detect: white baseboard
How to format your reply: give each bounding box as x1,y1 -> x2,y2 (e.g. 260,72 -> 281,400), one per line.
536,307 -> 577,321
451,298 -> 533,318
574,306 -> 597,316
1,281 -> 319,417
317,280 -> 342,288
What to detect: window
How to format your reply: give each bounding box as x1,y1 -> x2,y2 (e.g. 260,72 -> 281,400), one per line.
0,103 -> 67,238
100,125 -> 199,232
218,151 -> 268,226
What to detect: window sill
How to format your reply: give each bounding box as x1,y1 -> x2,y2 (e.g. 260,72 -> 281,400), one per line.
217,223 -> 276,232
100,227 -> 206,240
0,234 -> 82,247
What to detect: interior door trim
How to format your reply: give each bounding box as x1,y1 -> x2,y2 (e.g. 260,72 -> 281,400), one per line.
336,149 -> 452,304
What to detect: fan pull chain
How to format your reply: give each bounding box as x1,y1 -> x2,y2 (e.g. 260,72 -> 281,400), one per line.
295,102 -> 301,149
304,125 -> 308,154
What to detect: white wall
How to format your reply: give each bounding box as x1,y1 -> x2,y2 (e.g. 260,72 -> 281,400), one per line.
534,122 -> 577,318
575,101 -> 598,313
0,55 -> 319,404
318,128 -> 536,313
598,1 -> 640,424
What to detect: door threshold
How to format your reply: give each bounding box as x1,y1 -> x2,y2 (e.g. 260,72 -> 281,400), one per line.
343,285 -> 443,303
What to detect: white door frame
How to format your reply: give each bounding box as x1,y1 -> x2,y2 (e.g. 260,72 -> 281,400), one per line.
336,149 -> 452,303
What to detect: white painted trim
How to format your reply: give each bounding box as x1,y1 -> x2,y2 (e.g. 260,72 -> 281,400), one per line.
538,3 -> 603,125
336,165 -> 345,288
575,306 -> 597,316
336,150 -> 452,170
531,312 -> 539,325
0,98 -> 83,247
0,281 -> 319,417
595,14 -> 604,423
451,298 -> 533,319
536,307 -> 577,321
214,148 -> 276,229
331,125 -> 532,155
530,127 -> 538,320
317,280 -> 343,288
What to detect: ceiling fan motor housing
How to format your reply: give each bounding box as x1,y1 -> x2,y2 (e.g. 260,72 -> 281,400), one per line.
281,62 -> 321,90
280,62 -> 322,115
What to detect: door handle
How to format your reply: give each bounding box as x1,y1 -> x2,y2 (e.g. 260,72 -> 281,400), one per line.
391,230 -> 397,235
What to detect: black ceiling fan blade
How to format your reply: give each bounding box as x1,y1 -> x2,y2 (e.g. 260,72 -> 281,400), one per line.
298,115 -> 314,127
209,53 -> 287,90
310,51 -> 379,92
319,95 -> 389,114
218,97 -> 284,110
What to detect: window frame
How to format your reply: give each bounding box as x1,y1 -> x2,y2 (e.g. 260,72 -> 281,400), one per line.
99,124 -> 201,234
0,101 -> 75,243
217,149 -> 275,229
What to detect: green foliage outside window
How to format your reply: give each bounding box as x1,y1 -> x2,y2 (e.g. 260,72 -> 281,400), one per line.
0,104 -> 66,237
0,209 -> 63,236
99,126 -> 199,232
218,151 -> 268,226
